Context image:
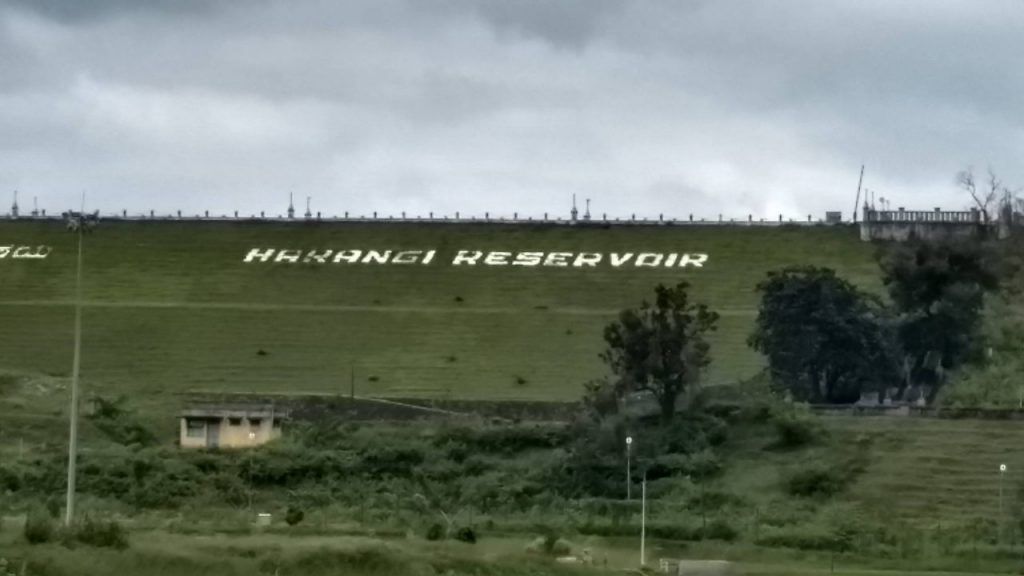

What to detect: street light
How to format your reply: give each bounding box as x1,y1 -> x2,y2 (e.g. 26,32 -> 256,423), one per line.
640,471 -> 647,568
1000,463 -> 1007,538
248,431 -> 257,509
64,203 -> 90,527
625,436 -> 633,501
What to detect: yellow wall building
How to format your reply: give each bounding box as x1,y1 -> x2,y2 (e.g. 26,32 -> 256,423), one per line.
178,405 -> 288,449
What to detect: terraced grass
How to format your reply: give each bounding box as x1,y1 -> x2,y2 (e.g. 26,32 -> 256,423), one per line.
0,220 -> 878,403
834,417 -> 1024,525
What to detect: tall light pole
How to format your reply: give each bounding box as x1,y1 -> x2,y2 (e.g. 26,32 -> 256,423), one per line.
640,472 -> 647,567
248,431 -> 257,509
625,436 -> 633,501
1000,463 -> 1007,540
64,204 -> 86,526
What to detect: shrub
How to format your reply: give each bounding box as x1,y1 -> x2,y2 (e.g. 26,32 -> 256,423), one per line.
756,527 -> 841,551
454,526 -> 476,544
72,517 -> 129,550
285,506 -> 305,526
771,407 -> 823,449
699,519 -> 738,542
425,523 -> 445,541
785,465 -> 848,497
23,512 -> 55,545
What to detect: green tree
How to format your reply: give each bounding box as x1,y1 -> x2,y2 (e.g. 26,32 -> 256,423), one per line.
601,282 -> 719,422
878,240 -> 999,398
749,266 -> 898,404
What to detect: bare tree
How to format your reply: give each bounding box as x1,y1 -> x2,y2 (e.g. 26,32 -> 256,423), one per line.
957,167 -> 1022,223
956,167 -> 999,222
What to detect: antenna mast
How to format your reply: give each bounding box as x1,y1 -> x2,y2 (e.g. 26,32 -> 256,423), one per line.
852,165 -> 864,222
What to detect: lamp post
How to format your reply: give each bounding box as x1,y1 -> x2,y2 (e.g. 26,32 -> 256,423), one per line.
640,472 -> 647,567
625,436 -> 633,501
248,431 -> 257,509
64,204 -> 87,527
1000,463 -> 1007,540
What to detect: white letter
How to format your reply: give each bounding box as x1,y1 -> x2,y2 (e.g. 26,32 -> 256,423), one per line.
362,250 -> 392,264
544,252 -> 572,267
243,248 -> 275,263
421,250 -> 436,265
333,250 -> 363,264
0,246 -> 9,259
512,252 -> 543,266
663,253 -> 678,267
610,253 -> 634,267
452,250 -> 483,265
572,253 -> 602,267
484,252 -> 511,266
392,250 -> 422,264
275,249 -> 302,263
303,249 -> 333,264
678,253 -> 709,268
12,246 -> 50,259
636,253 -> 663,267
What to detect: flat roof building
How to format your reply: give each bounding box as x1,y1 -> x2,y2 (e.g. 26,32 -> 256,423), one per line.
178,404 -> 288,449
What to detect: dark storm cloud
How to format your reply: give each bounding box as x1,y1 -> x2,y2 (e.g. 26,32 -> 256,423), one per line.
1,1 -> 1022,219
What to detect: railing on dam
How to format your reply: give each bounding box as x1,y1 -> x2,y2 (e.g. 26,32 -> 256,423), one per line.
864,207 -> 981,224
2,210 -> 849,227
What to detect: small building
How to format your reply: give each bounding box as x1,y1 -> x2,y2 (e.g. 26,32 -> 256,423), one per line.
178,404 -> 289,449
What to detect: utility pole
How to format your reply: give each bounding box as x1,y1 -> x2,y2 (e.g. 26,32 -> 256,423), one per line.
64,196 -> 86,526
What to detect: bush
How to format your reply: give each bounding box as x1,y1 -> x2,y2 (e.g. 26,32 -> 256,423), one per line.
454,526 -> 477,544
72,517 -> 129,550
285,506 -> 305,526
425,523 -> 445,541
771,408 -> 822,449
698,519 -> 738,542
23,512 -> 55,545
785,465 -> 848,497
756,527 -> 842,551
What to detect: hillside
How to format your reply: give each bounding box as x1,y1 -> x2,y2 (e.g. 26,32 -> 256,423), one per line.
0,219 -> 879,405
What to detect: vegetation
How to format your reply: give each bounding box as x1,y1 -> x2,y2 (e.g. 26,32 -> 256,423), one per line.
879,239 -> 1001,399
2,220 -> 1024,574
750,266 -> 897,403
600,282 -> 719,421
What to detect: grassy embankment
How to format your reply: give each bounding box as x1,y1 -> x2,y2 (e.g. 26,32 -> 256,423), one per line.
0,219 -> 876,425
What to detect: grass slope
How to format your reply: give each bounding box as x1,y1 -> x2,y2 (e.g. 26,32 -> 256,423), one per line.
0,220 -> 877,403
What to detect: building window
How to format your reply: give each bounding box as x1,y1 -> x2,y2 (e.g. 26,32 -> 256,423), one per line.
228,417 -> 242,426
185,419 -> 206,438
249,418 -> 262,427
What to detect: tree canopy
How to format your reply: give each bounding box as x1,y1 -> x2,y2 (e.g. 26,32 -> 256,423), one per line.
600,282 -> 719,421
878,239 -> 1000,396
749,266 -> 898,404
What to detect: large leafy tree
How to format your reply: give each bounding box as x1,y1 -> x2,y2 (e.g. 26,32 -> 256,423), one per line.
749,266 -> 898,404
601,282 -> 719,422
878,239 -> 1000,396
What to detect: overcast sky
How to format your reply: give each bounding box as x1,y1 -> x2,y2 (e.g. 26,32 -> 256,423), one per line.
2,1 -> 1022,221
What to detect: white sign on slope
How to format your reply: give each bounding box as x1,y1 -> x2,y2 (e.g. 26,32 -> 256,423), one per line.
0,245 -> 52,260
243,248 -> 708,269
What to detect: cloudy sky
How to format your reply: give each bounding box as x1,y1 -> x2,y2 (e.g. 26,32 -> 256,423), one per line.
1,0 -> 1022,220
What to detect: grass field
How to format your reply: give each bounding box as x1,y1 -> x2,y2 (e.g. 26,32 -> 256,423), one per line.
0,220 -> 879,404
